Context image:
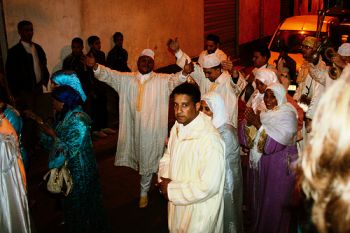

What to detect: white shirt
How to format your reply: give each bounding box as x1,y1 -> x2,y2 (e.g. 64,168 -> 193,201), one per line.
21,41 -> 41,83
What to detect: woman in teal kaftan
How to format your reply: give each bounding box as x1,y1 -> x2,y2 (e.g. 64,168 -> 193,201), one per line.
40,85 -> 108,233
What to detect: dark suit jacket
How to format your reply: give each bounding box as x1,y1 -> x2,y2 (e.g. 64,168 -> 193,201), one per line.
6,41 -> 50,95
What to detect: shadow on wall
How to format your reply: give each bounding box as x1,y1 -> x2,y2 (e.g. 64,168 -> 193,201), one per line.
52,45 -> 71,73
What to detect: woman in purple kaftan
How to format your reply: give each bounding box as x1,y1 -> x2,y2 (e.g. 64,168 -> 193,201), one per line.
239,83 -> 298,233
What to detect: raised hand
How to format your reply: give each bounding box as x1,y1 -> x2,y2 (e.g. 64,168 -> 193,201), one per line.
182,59 -> 194,76
221,59 -> 233,72
167,37 -> 180,53
85,53 -> 97,70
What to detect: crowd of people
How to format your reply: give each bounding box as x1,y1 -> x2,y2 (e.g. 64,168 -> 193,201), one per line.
2,19 -> 350,233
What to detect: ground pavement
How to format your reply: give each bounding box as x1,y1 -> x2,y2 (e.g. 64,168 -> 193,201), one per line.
27,134 -> 169,233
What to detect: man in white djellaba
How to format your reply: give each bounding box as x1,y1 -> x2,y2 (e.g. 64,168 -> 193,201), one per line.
86,49 -> 192,208
158,82 -> 225,233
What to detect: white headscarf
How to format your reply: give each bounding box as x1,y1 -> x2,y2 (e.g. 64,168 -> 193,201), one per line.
261,83 -> 297,145
255,68 -> 279,86
202,92 -> 228,128
249,68 -> 279,113
250,83 -> 296,169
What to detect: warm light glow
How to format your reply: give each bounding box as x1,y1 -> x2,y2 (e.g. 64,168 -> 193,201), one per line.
341,35 -> 349,43
299,30 -> 306,34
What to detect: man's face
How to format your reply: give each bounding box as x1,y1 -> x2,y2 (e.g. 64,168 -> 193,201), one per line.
92,39 -> 101,51
71,42 -> 84,56
203,67 -> 221,82
206,40 -> 218,54
174,94 -> 200,126
302,45 -> 314,59
19,23 -> 34,43
252,51 -> 267,68
137,56 -> 154,74
115,36 -> 123,47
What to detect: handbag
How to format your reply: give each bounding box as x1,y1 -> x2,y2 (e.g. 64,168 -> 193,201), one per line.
43,161 -> 73,196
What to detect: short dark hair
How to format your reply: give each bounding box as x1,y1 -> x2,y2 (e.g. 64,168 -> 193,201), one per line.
87,35 -> 99,47
253,44 -> 271,60
17,20 -> 32,31
71,37 -> 83,46
113,32 -> 123,42
206,34 -> 220,44
171,82 -> 201,104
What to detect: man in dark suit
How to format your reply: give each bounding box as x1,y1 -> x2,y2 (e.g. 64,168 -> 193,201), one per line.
6,20 -> 50,155
6,20 -> 49,110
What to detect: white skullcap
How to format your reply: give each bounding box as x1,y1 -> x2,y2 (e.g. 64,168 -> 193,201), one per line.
202,53 -> 221,68
255,68 -> 279,86
140,49 -> 155,60
338,43 -> 350,56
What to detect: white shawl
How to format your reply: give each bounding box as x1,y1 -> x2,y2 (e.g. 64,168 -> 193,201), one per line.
250,83 -> 297,168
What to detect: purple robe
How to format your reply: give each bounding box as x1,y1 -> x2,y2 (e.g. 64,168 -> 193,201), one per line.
238,121 -> 297,233
256,136 -> 297,233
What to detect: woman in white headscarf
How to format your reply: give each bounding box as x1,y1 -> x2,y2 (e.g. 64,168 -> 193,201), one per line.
246,68 -> 279,114
239,83 -> 298,233
201,92 -> 243,233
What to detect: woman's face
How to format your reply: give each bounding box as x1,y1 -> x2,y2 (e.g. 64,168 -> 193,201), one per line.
255,79 -> 267,94
52,98 -> 64,112
264,89 -> 278,110
200,100 -> 213,118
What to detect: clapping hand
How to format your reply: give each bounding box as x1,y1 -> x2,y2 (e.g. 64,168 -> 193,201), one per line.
245,107 -> 261,129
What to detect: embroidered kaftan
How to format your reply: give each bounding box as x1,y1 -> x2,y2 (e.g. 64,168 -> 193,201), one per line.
93,65 -> 186,175
41,106 -> 108,233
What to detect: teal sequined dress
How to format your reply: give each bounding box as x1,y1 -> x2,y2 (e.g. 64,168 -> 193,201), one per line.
41,106 -> 108,233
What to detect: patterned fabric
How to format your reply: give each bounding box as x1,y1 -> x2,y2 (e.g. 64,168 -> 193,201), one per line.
41,106 -> 108,233
94,64 -> 186,175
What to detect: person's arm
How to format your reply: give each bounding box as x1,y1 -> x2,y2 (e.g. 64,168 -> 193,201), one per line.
167,134 -> 225,205
305,79 -> 324,121
308,61 -> 328,86
46,112 -> 91,169
87,55 -> 130,93
158,146 -> 171,182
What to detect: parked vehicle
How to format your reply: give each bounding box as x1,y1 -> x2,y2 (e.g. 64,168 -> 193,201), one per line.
268,15 -> 339,72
